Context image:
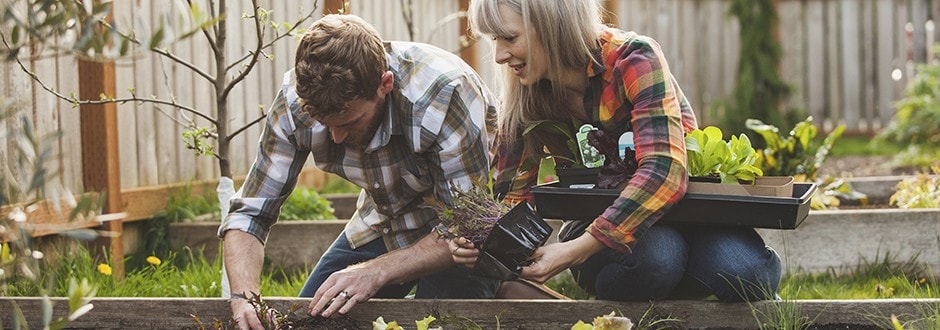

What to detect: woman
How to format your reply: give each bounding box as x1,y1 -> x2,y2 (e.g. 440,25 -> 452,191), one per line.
451,0 -> 781,302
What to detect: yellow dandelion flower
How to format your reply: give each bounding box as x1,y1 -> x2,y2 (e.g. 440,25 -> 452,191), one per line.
146,256 -> 162,266
97,263 -> 112,276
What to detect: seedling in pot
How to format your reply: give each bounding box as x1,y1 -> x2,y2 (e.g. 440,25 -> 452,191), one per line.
427,179 -> 552,280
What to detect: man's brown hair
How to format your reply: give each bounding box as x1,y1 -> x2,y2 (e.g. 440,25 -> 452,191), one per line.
294,14 -> 388,118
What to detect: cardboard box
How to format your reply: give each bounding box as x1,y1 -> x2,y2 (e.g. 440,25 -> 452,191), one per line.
686,176 -> 794,198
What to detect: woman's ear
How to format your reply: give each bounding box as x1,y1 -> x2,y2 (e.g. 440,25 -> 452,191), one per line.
379,71 -> 394,95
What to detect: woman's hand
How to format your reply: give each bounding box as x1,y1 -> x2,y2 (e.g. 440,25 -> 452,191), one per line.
447,236 -> 479,268
521,234 -> 606,283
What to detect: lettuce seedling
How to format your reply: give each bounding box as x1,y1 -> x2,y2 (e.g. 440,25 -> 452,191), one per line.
685,126 -> 763,183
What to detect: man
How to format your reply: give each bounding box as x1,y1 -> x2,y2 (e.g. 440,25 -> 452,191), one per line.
218,14 -> 499,329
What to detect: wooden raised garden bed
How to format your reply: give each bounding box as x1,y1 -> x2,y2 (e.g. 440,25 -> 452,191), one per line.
3,297 -> 938,329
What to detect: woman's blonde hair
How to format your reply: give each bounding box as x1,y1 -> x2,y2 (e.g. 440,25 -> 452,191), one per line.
294,14 -> 387,118
469,0 -> 603,159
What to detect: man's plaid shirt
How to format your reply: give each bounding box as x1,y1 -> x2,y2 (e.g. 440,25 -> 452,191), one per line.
219,41 -> 498,251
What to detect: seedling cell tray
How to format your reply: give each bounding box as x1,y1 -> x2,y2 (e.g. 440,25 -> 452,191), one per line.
532,182 -> 817,229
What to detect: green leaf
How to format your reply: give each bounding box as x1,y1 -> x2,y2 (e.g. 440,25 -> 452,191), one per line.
415,315 -> 437,330
149,25 -> 165,49
523,120 -> 575,141
11,25 -> 20,45
571,320 -> 594,330
11,302 -> 27,330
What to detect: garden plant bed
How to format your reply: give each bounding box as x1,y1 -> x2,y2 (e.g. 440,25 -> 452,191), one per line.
4,297 -> 939,329
760,208 -> 940,275
169,175 -> 938,276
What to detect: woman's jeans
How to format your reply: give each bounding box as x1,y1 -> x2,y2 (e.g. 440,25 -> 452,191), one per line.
298,231 -> 499,299
569,223 -> 781,302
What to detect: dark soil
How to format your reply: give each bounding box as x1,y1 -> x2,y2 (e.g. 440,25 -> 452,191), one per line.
288,314 -> 363,329
807,324 -> 881,330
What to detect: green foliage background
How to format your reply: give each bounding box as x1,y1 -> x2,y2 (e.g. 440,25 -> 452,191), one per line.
719,0 -> 799,138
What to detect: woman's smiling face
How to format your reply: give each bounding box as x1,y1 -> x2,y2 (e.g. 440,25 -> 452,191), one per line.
491,4 -> 547,86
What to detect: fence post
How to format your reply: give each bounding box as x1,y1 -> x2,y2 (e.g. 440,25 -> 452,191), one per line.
602,0 -> 619,26
324,0 -> 348,14
459,0 -> 477,70
78,58 -> 125,278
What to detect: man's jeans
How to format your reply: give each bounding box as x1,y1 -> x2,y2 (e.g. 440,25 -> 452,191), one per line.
569,224 -> 781,302
298,232 -> 499,299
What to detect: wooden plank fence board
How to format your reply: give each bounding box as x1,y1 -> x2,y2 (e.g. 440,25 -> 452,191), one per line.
704,0 -> 726,125
135,1 -> 160,187
910,0 -> 929,63
840,0 -> 862,131
721,0 -> 740,122
805,0 -> 826,122
115,0 -> 140,189
175,22 -> 198,183
779,0 -> 804,117
152,11 -> 178,185
877,0 -> 901,126
117,1 -> 138,188
824,0 -> 842,130
677,0 -> 699,119
6,0 -> 940,193
860,0 -> 877,132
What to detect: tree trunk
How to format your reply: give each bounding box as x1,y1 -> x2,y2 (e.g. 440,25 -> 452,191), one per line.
215,0 -> 230,178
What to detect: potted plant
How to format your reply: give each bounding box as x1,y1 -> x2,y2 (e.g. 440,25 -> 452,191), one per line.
524,120 -> 638,189
428,180 -> 553,280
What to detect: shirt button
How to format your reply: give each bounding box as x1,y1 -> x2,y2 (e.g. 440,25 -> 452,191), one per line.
373,182 -> 380,189
382,227 -> 390,234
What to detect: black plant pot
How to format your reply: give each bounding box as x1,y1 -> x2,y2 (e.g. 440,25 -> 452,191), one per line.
554,167 -> 600,187
473,202 -> 554,281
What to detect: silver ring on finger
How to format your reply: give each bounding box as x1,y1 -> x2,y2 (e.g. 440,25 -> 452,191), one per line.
338,290 -> 349,299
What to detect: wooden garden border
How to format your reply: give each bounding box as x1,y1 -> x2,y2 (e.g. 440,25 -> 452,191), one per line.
3,297 -> 938,329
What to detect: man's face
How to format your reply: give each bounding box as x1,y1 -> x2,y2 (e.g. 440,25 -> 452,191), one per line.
317,96 -> 384,150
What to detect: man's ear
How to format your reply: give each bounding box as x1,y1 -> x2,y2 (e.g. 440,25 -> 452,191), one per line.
378,71 -> 394,96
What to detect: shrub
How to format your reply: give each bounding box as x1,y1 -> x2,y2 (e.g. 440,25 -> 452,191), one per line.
279,187 -> 335,220
745,116 -> 844,180
877,55 -> 940,150
890,166 -> 940,209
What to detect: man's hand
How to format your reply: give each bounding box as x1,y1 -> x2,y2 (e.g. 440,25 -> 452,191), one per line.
222,231 -> 265,329
307,232 -> 456,317
307,263 -> 384,318
230,295 -> 263,330
448,236 -> 479,268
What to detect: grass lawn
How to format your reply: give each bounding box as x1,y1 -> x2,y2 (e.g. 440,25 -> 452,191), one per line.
829,134 -> 908,157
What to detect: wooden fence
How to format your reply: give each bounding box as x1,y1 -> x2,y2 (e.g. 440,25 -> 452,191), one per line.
1,0 -> 936,194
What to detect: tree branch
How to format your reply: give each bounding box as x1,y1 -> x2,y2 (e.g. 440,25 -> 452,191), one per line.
92,8 -> 216,84
2,34 -> 218,125
226,113 -> 267,141
224,6 -> 316,72
219,0 -> 264,102
189,0 -> 221,59
150,47 -> 215,83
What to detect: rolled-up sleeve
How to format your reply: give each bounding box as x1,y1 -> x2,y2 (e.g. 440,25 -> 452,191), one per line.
218,81 -> 311,244
587,36 -> 690,253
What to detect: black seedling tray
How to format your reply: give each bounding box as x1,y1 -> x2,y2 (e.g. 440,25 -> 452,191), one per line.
532,182 -> 817,229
